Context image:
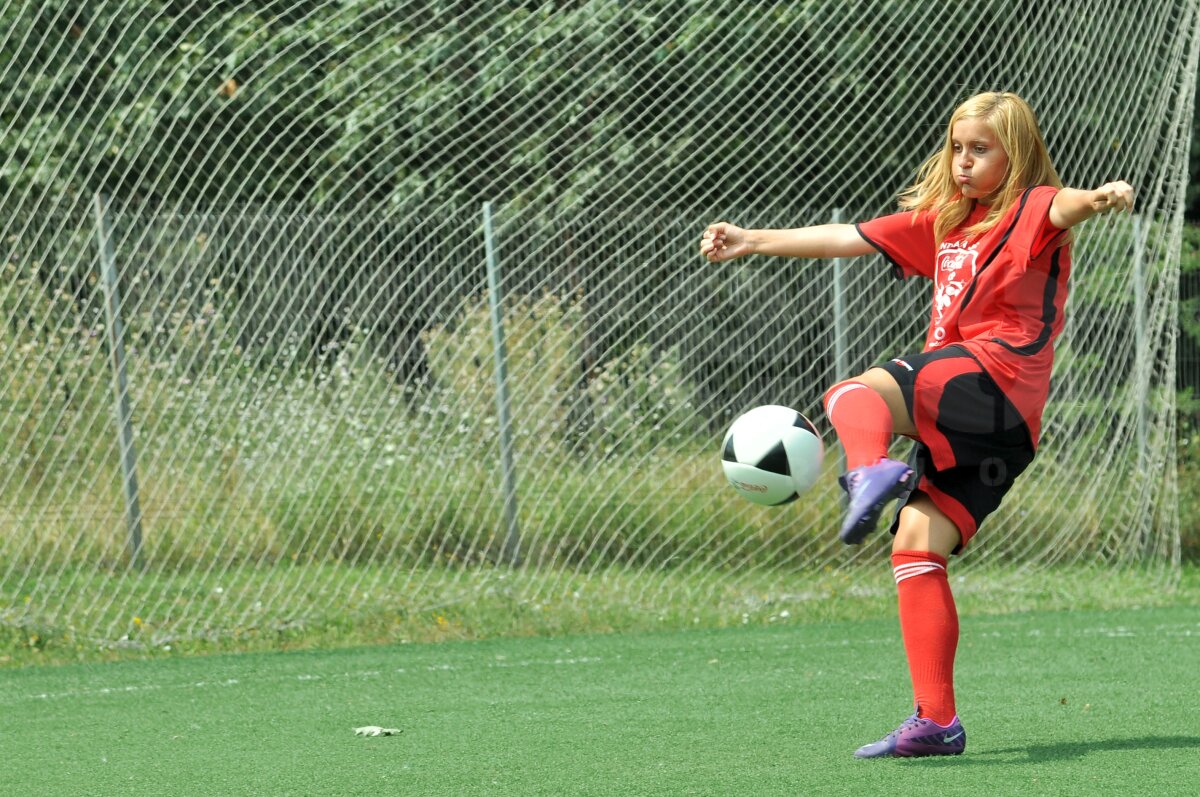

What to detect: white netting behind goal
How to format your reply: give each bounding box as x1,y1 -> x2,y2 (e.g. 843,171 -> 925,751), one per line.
1,1 -> 1196,647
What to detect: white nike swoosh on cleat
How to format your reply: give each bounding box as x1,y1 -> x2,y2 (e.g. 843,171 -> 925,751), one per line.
943,731 -> 964,743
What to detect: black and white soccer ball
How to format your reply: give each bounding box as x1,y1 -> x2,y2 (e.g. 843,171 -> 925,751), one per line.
721,405 -> 824,506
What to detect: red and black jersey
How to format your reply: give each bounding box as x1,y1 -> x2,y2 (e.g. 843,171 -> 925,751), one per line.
855,186 -> 1069,448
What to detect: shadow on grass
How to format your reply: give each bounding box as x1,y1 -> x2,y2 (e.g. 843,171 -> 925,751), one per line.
921,735 -> 1200,766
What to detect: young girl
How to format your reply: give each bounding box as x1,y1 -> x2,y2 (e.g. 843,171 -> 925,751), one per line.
698,92 -> 1134,758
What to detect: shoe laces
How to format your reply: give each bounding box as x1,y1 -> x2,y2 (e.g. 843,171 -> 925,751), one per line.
888,715 -> 922,739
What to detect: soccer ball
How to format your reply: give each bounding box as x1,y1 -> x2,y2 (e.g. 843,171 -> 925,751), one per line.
721,405 -> 824,506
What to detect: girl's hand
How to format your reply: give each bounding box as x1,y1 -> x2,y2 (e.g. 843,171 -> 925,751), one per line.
1090,181 -> 1135,215
700,222 -> 753,262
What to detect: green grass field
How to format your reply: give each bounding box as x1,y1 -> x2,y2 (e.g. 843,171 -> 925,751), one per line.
4,602 -> 1198,796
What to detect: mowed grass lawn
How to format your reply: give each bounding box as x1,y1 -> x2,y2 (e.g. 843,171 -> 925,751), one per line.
2,605 -> 1198,796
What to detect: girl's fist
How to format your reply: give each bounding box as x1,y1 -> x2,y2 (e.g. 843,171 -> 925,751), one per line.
700,222 -> 751,262
1091,181 -> 1135,214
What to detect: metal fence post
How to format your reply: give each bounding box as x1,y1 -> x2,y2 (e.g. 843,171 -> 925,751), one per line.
92,193 -> 144,570
483,202 -> 521,566
831,208 -> 849,381
1132,214 -> 1149,467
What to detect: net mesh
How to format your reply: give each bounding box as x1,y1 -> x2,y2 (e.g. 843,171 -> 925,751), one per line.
1,1 -> 1196,647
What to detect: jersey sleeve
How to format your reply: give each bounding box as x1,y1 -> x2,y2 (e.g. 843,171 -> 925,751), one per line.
855,210 -> 936,280
1018,185 -> 1067,260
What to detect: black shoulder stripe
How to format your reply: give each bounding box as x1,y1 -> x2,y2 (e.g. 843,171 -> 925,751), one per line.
1032,227 -> 1068,261
855,222 -> 905,281
958,187 -> 1035,313
993,246 -> 1063,356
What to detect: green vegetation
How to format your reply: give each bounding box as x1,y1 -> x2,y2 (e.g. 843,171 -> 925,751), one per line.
2,225 -> 1181,573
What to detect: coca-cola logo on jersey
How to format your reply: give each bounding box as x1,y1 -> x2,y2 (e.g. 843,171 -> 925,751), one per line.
930,241 -> 980,345
937,243 -> 979,277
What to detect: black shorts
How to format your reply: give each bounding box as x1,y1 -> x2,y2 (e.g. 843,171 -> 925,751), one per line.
875,345 -> 1035,552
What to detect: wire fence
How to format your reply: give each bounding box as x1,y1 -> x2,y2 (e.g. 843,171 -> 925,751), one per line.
0,194 -> 1185,643
0,0 -> 1196,645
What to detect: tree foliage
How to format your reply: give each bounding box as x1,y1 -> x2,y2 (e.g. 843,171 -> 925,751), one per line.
4,1 -> 1189,215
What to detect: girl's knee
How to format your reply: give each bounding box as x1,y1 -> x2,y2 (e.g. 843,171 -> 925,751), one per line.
822,379 -> 874,412
892,493 -> 962,557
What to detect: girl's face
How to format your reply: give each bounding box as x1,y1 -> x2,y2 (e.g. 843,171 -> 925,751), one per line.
950,118 -> 1009,204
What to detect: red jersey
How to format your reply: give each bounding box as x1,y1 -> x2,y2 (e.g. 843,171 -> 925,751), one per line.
856,186 -> 1069,448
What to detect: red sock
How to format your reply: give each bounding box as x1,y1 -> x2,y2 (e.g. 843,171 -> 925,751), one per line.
892,550 -> 958,726
822,380 -> 892,469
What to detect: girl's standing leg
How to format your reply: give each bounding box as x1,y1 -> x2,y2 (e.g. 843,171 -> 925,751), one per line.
855,492 -> 968,757
891,493 -> 962,727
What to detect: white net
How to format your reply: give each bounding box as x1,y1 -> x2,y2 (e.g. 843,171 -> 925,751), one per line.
1,1 -> 1196,647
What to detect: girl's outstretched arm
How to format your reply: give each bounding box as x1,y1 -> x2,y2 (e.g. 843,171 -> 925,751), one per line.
700,222 -> 874,263
1049,180 -> 1135,229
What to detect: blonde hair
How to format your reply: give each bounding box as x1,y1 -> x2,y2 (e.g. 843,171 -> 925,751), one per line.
899,92 -> 1063,244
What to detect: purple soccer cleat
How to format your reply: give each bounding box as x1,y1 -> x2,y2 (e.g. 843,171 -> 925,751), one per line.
837,458 -> 914,544
854,712 -> 966,758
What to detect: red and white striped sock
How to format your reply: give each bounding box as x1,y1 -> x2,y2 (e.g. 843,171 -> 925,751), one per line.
822,380 -> 892,470
892,549 -> 958,726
